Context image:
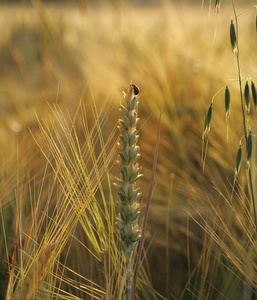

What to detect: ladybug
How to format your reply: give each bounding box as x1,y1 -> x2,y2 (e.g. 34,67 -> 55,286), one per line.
131,84 -> 139,95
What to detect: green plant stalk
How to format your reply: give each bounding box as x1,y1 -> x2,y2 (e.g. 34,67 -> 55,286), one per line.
126,259 -> 132,299
248,169 -> 257,230
232,0 -> 257,232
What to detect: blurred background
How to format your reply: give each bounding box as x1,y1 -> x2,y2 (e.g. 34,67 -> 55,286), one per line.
0,0 -> 257,299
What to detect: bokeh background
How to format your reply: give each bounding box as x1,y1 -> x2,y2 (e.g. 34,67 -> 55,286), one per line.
1,0 -> 257,299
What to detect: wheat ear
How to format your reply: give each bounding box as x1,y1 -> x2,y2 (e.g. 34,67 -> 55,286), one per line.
114,84 -> 142,299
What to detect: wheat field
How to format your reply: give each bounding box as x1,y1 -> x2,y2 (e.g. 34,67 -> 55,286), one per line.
1,1 -> 257,299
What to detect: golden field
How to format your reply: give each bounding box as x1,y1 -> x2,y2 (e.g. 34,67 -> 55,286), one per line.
1,1 -> 257,299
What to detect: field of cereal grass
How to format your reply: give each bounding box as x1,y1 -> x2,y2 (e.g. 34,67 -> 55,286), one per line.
1,0 -> 257,299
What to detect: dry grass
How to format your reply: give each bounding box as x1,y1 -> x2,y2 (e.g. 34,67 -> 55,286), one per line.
1,1 -> 257,299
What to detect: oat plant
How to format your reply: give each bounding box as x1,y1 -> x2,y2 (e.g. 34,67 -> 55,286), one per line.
202,0 -> 257,231
199,1 -> 257,298
114,84 -> 142,299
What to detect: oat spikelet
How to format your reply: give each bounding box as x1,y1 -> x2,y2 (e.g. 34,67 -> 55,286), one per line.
246,129 -> 252,169
235,142 -> 242,177
230,19 -> 238,56
215,0 -> 221,13
225,86 -> 231,141
251,81 -> 257,110
202,103 -> 213,140
244,81 -> 250,114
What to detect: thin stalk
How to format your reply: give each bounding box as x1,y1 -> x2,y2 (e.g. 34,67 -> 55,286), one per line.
231,1 -> 247,140
248,169 -> 257,231
232,0 -> 257,231
131,110 -> 162,299
126,258 -> 132,300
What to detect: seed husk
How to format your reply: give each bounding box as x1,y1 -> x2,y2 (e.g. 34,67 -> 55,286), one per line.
247,130 -> 252,164
251,81 -> 257,109
230,19 -> 237,53
235,143 -> 242,176
203,103 -> 212,136
225,86 -> 231,116
244,81 -> 250,114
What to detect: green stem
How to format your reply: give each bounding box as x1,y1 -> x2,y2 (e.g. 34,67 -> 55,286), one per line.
126,258 -> 132,300
236,59 -> 247,140
248,168 -> 257,233
232,1 -> 247,140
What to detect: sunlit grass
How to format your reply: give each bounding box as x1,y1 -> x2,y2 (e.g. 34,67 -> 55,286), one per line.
4,99 -> 118,299
1,1 -> 257,299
